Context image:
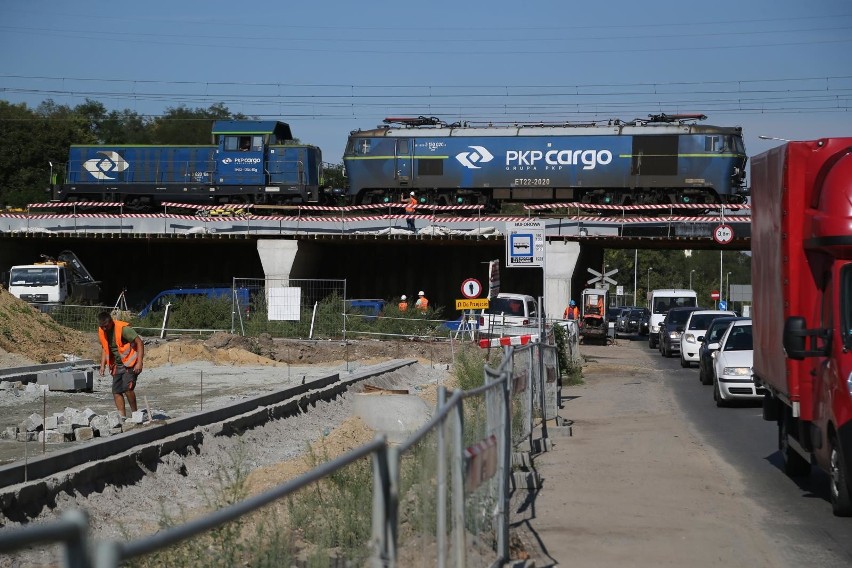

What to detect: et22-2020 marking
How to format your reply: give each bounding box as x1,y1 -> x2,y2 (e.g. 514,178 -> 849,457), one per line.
513,178 -> 551,186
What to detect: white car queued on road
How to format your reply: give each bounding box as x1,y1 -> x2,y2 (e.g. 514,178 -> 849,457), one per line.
711,319 -> 762,407
679,309 -> 736,368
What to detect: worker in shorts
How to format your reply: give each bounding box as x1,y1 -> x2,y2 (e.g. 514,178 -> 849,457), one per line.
97,311 -> 144,418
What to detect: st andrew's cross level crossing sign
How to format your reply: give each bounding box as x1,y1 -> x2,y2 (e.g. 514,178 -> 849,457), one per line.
587,267 -> 618,286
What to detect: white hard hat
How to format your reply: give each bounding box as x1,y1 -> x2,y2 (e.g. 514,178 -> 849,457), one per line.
401,295 -> 407,300
418,290 -> 425,296
410,191 -> 415,196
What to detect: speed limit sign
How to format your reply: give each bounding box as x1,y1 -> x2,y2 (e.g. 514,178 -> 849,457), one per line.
713,224 -> 734,245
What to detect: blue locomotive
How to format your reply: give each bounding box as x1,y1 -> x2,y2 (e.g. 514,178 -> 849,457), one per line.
342,114 -> 748,207
55,121 -> 323,208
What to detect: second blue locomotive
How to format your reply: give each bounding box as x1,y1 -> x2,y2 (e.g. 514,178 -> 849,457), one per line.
342,114 -> 748,207
57,121 -> 323,208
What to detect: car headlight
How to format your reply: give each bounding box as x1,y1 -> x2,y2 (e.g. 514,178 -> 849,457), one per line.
669,331 -> 681,339
722,367 -> 752,376
651,325 -> 659,333
684,333 -> 696,344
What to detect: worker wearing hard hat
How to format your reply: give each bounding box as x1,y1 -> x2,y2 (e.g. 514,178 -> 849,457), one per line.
415,290 -> 429,312
405,191 -> 417,231
398,294 -> 409,311
564,299 -> 579,320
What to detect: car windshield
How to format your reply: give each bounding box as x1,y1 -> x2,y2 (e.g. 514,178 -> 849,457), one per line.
653,296 -> 697,314
689,313 -> 726,329
9,267 -> 58,286
707,320 -> 734,342
724,325 -> 753,351
486,298 -> 524,316
667,309 -> 694,325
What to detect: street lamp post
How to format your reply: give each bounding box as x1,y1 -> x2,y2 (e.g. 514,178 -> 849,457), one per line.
647,267 -> 653,308
689,269 -> 696,290
726,271 -> 732,305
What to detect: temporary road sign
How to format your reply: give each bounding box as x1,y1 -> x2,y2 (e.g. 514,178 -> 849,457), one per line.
506,221 -> 544,268
713,224 -> 734,245
710,290 -> 720,300
461,278 -> 482,298
456,298 -> 489,310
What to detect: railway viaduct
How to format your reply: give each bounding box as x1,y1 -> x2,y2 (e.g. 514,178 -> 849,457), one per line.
0,207 -> 750,318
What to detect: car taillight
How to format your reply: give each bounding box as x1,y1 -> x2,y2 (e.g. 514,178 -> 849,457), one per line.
523,319 -> 529,325
479,316 -> 484,325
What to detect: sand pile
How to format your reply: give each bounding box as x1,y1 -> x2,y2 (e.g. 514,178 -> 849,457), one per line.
0,289 -> 99,365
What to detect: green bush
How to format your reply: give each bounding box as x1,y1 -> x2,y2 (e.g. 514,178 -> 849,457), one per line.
135,295 -> 235,330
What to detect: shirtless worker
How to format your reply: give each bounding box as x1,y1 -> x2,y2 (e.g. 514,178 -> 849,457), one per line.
97,311 -> 144,418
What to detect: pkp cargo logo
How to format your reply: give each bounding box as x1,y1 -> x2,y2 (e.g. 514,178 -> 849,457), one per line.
455,146 -> 493,169
84,151 -> 129,180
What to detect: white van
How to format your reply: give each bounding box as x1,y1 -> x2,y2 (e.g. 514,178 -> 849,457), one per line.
648,289 -> 698,349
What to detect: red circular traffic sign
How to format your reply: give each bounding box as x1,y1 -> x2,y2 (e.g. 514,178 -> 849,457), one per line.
713,224 -> 734,245
461,278 -> 482,298
710,290 -> 720,300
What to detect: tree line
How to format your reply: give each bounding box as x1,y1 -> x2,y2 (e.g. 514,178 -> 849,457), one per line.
602,248 -> 752,312
0,99 -> 344,208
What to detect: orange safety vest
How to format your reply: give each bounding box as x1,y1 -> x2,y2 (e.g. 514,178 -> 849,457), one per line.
98,320 -> 139,370
415,297 -> 428,311
564,305 -> 578,319
405,197 -> 417,214
399,301 -> 408,311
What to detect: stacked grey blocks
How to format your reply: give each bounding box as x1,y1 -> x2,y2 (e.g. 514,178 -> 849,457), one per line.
1,406 -> 159,443
35,369 -> 93,392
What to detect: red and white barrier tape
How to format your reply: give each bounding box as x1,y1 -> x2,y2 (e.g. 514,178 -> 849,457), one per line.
478,334 -> 539,348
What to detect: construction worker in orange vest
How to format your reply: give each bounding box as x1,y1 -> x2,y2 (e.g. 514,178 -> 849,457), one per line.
405,191 -> 417,231
415,290 -> 429,312
398,294 -> 409,311
563,300 -> 579,320
97,310 -> 144,418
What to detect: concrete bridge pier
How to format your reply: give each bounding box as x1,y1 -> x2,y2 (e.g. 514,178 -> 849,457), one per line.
257,240 -> 302,281
545,241 -> 581,320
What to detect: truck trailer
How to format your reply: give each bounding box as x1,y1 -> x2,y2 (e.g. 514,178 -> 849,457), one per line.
751,137 -> 852,516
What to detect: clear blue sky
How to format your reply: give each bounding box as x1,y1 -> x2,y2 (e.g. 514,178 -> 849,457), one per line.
1,0 -> 850,163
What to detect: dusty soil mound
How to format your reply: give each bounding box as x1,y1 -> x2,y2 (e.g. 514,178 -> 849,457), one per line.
144,333 -> 456,368
0,289 -> 99,365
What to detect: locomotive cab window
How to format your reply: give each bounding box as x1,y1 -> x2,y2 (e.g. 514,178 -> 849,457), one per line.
348,138 -> 371,155
396,139 -> 410,155
224,136 -> 262,152
705,136 -> 721,152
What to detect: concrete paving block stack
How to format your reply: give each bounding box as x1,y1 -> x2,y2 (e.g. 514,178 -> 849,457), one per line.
0,406 -> 169,445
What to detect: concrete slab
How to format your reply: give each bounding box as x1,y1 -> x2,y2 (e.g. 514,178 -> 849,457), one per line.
36,370 -> 89,392
353,392 -> 433,444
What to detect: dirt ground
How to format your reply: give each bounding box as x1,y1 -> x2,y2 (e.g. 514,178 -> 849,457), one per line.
0,289 -> 790,566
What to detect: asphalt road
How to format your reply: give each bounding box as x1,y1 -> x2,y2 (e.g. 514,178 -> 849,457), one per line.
635,334 -> 852,567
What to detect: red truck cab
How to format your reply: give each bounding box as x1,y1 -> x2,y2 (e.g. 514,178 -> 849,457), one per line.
752,138 -> 852,516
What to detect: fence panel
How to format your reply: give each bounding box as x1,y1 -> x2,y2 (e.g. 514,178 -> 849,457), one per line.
232,277 -> 346,339
40,304 -> 112,332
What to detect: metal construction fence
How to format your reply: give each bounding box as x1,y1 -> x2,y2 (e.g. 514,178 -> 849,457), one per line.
0,336 -> 568,567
